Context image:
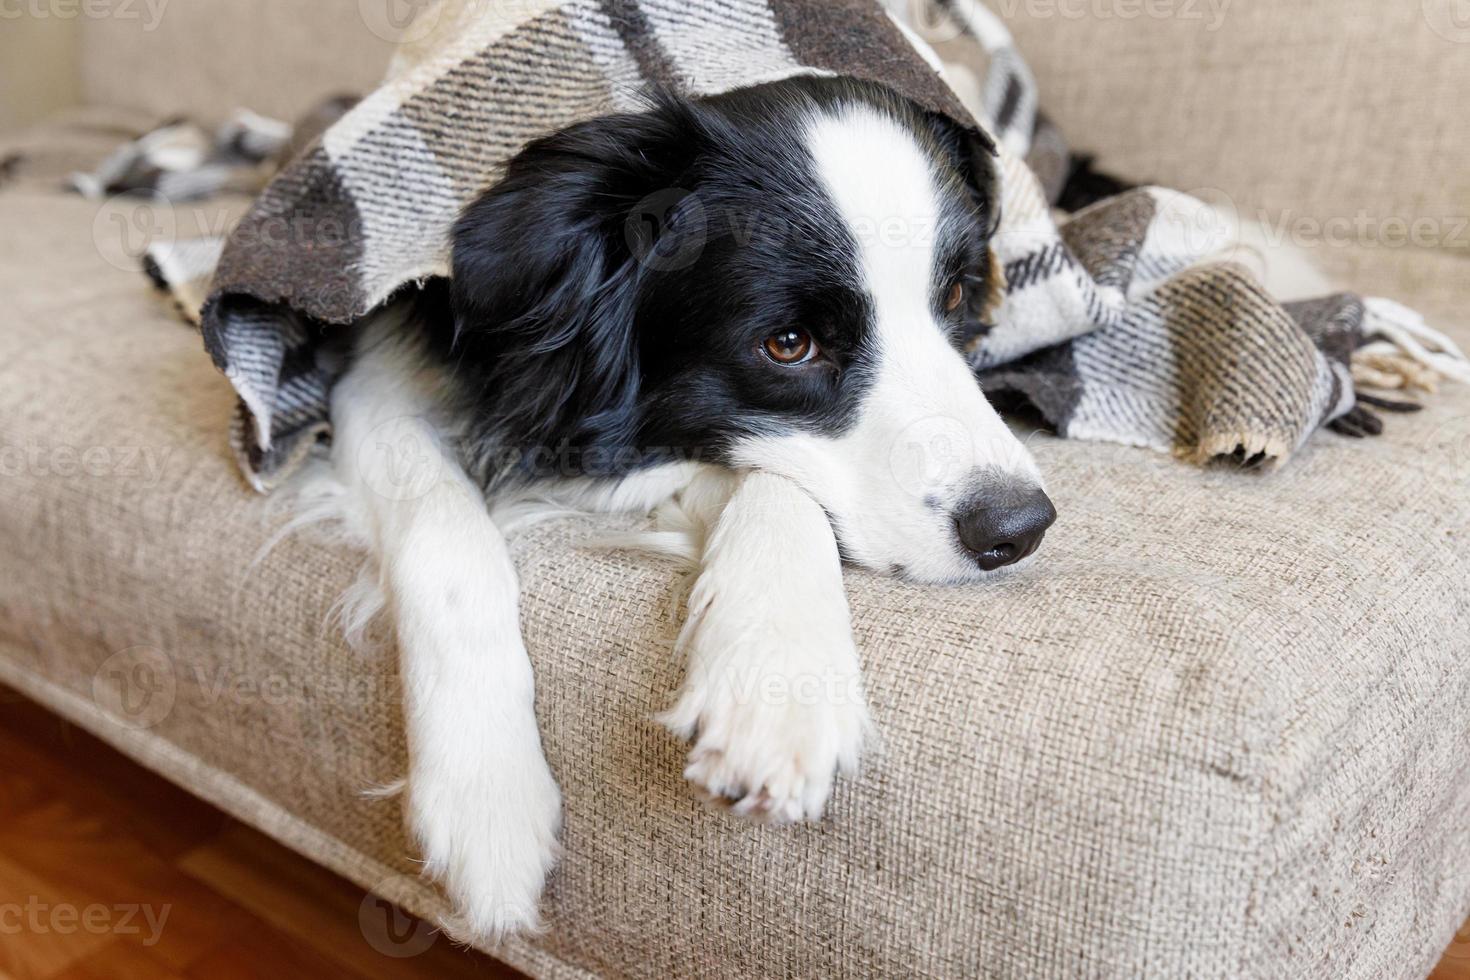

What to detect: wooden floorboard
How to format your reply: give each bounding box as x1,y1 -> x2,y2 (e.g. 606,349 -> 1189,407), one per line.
4,682 -> 1469,978
0,688 -> 521,980
1433,927 -> 1470,980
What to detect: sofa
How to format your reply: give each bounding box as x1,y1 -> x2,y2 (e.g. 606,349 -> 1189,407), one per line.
2,2 -> 1468,976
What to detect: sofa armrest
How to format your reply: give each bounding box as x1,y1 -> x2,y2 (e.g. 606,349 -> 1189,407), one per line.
998,0 -> 1470,258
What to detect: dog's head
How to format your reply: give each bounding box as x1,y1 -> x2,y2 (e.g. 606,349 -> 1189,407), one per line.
450,76 -> 1053,584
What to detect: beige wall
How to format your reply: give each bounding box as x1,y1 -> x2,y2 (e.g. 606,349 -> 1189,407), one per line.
0,14 -> 81,133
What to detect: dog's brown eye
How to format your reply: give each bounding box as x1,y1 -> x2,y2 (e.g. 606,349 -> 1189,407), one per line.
945,281 -> 965,314
763,329 -> 817,365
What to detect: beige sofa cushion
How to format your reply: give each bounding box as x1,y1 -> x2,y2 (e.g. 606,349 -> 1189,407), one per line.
4,121 -> 1470,976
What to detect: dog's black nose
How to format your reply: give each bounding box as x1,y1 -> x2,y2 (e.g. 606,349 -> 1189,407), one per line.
955,486 -> 1057,571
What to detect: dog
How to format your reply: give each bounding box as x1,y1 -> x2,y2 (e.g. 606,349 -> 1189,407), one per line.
320,74 -> 1054,938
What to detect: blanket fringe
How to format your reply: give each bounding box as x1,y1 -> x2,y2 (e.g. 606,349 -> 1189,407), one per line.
1187,432 -> 1295,469
1351,353 -> 1441,394
1353,297 -> 1470,392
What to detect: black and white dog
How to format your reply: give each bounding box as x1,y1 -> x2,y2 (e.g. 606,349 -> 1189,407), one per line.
326,75 -> 1053,937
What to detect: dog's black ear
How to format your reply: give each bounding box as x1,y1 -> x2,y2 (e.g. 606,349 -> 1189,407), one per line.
927,112 -> 1002,238
449,96 -> 705,455
926,112 -> 1005,323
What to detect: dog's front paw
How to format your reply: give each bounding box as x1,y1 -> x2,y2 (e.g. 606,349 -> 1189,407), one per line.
660,634 -> 872,824
407,741 -> 562,942
660,468 -> 873,823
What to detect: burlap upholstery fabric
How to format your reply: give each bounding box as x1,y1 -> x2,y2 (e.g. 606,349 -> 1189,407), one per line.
5,128 -> 1470,974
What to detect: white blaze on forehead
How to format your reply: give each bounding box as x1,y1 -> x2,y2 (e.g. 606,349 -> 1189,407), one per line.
727,100 -> 1045,584
802,103 -> 943,324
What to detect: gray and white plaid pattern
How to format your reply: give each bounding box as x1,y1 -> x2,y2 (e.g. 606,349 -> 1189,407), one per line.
145,0 -> 1458,490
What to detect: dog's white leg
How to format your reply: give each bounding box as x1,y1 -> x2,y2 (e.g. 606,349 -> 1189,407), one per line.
331,330 -> 560,941
661,470 -> 873,823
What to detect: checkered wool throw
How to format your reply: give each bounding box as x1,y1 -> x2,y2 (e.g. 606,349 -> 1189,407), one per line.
144,0 -> 1469,492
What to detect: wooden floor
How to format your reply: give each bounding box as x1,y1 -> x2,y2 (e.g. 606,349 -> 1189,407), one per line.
0,687 -> 522,980
2,683 -> 1468,980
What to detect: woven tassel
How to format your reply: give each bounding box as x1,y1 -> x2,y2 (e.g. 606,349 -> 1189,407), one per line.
1188,432 -> 1294,469
1357,297 -> 1470,389
1351,351 -> 1440,394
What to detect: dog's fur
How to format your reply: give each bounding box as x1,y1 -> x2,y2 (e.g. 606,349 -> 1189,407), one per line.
320,75 -> 1055,939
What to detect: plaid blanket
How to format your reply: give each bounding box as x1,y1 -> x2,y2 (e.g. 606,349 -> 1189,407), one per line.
145,0 -> 1469,492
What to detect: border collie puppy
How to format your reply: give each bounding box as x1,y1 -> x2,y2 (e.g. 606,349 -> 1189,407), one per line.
327,75 -> 1054,938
